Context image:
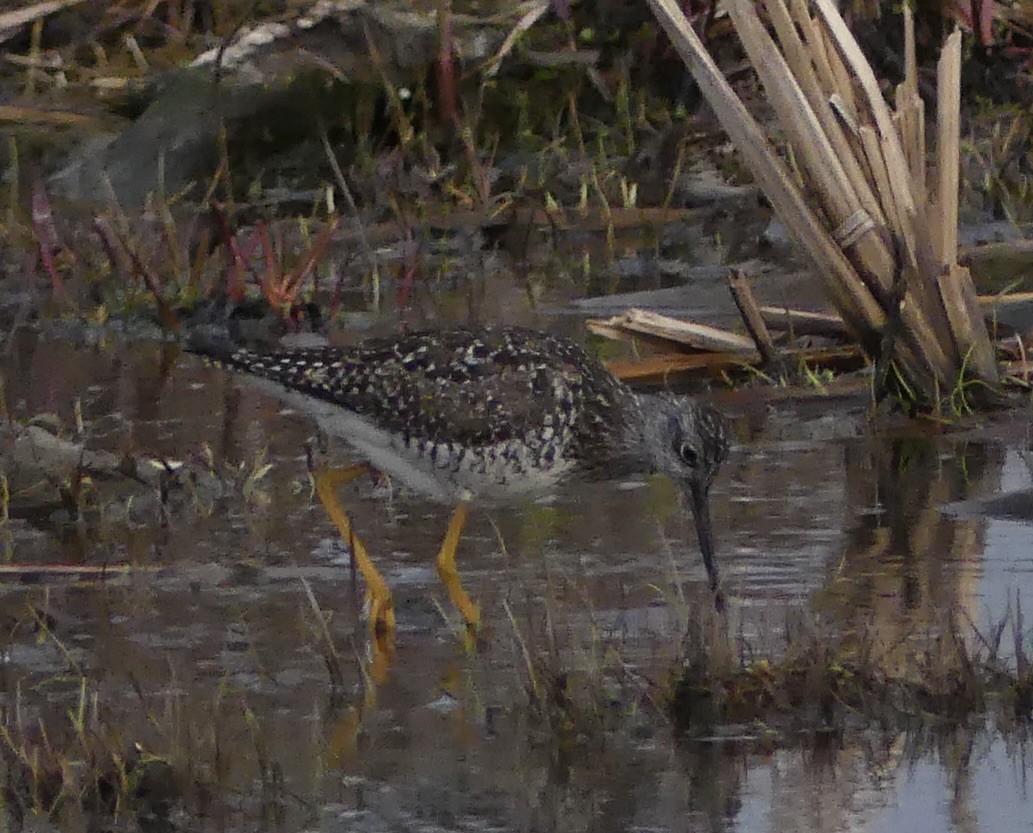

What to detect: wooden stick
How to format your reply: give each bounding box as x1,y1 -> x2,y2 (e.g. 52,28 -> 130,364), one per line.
605,344 -> 864,383
930,34 -> 998,384
728,270 -> 788,374
759,305 -> 850,337
979,291 -> 1033,307
732,0 -> 862,228
588,308 -> 756,352
963,237 -> 1033,272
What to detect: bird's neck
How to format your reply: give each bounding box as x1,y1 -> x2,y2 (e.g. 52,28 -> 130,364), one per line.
634,393 -> 675,471
575,391 -> 656,478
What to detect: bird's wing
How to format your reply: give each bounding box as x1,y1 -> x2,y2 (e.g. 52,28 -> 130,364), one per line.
198,328 -> 615,451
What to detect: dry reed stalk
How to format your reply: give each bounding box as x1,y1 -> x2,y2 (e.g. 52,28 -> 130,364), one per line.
856,127 -> 897,274
812,0 -> 914,205
813,0 -> 964,385
766,0 -> 884,227
896,5 -> 927,201
935,31 -> 962,269
903,3 -> 918,94
931,33 -> 997,380
647,0 -> 1002,406
788,0 -> 837,100
732,0 -> 895,285
760,293 -> 1033,334
645,0 -> 886,343
818,18 -> 858,117
746,0 -> 951,386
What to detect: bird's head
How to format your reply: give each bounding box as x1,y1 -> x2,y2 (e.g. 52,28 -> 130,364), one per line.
644,396 -> 730,602
649,399 -> 729,493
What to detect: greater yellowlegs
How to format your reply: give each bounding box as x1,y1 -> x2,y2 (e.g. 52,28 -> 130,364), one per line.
189,326 -> 730,630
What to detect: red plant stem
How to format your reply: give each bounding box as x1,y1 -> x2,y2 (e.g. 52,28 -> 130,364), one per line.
31,182 -> 68,302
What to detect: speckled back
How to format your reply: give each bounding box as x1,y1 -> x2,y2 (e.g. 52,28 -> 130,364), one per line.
199,327 -> 639,479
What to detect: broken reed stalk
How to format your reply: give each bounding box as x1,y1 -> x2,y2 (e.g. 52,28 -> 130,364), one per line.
647,0 -> 1002,408
727,270 -> 787,375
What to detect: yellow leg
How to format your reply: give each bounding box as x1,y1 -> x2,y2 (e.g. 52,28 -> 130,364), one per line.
436,501 -> 480,631
314,464 -> 396,633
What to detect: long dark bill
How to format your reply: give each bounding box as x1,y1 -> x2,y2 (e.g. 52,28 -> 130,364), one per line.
686,480 -> 724,613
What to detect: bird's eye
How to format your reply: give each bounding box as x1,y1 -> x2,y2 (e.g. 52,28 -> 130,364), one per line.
678,442 -> 699,467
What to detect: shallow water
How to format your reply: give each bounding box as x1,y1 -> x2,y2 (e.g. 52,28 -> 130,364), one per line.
1,331 -> 1032,832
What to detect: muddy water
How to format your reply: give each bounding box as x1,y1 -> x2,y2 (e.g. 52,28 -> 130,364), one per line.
1,331 -> 1031,832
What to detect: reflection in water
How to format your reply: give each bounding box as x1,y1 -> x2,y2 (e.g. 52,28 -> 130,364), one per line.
0,336 -> 1031,832
826,437 -> 1003,671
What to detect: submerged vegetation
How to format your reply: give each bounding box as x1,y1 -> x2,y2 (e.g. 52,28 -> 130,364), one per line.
669,603 -> 1033,735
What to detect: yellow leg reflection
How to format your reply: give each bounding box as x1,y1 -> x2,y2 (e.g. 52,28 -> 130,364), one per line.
313,464 -> 396,634
436,501 -> 481,632
327,630 -> 395,767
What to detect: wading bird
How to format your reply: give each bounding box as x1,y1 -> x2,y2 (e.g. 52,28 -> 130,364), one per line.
190,326 -> 729,631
